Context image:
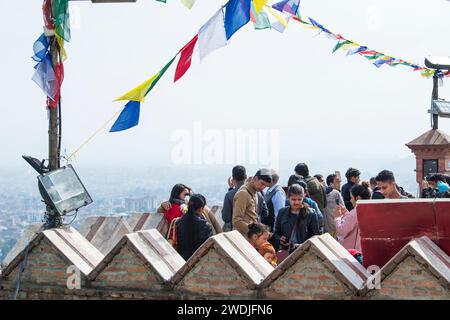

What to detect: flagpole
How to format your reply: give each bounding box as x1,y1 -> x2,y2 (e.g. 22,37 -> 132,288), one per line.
46,2 -> 62,228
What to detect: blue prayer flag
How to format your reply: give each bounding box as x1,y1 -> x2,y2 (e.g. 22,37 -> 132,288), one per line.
308,17 -> 330,33
224,0 -> 251,40
272,0 -> 300,16
110,101 -> 141,132
32,33 -> 50,62
32,53 -> 56,99
373,57 -> 395,68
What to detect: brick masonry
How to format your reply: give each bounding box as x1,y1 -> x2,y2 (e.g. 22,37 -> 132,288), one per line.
176,248 -> 255,299
368,256 -> 450,300
0,229 -> 449,300
264,251 -> 354,300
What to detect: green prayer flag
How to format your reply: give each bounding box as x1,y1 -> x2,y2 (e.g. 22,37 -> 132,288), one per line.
144,55 -> 177,96
55,0 -> 71,42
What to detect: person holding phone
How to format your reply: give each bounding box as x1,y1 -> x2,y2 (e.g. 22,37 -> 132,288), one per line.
272,184 -> 320,259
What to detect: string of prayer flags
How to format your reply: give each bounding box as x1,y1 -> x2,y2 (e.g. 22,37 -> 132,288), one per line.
224,0 -> 251,40
174,35 -> 198,82
288,14 -> 437,78
110,101 -> 141,132
198,9 -> 228,61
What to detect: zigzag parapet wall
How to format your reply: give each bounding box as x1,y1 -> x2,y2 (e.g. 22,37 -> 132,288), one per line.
0,224 -> 449,300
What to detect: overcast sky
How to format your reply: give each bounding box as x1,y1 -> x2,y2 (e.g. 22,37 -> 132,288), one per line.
1,0 -> 450,175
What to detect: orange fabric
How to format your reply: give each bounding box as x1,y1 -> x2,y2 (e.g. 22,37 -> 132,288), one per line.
258,241 -> 277,267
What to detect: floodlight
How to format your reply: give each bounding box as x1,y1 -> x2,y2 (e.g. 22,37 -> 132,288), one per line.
22,155 -> 49,175
432,100 -> 450,118
425,56 -> 450,71
37,164 -> 93,216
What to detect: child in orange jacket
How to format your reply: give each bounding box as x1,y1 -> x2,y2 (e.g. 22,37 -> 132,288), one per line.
247,223 -> 277,267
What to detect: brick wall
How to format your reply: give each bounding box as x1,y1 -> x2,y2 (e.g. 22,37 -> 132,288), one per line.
264,251 -> 353,300
0,229 -> 449,300
368,256 -> 450,300
175,248 -> 255,299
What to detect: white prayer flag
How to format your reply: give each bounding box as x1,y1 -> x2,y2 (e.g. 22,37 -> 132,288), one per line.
198,9 -> 228,61
181,0 -> 196,9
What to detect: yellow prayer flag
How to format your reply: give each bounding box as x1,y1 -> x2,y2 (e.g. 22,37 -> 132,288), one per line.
266,5 -> 288,28
181,0 -> 196,9
115,72 -> 160,103
56,34 -> 68,62
341,42 -> 358,51
254,0 -> 268,13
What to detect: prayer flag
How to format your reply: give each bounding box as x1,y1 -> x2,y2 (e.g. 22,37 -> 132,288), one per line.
198,9 -> 228,61
110,101 -> 141,132
250,2 -> 271,30
174,35 -> 198,82
32,33 -> 49,62
266,5 -> 289,28
373,56 -> 395,68
55,0 -> 71,42
115,56 -> 176,102
346,46 -> 367,56
254,0 -> 268,13
332,40 -> 353,53
224,0 -> 251,40
181,0 -> 196,9
272,0 -> 300,16
32,53 -> 57,100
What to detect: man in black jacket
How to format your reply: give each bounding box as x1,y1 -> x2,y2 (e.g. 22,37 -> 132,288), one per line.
342,168 -> 361,211
222,165 -> 247,231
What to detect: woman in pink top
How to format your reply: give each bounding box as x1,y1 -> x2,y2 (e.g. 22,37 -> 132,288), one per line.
333,182 -> 371,253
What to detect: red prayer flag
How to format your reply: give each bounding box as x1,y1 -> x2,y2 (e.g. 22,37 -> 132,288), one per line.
47,62 -> 64,109
174,34 -> 198,83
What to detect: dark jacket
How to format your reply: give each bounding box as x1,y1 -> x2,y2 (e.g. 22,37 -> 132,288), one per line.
222,181 -> 245,225
272,206 -> 320,252
342,181 -> 355,211
371,186 -> 385,200
176,213 -> 213,261
304,176 -> 327,213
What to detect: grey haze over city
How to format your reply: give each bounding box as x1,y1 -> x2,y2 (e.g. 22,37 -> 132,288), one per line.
0,0 -> 450,259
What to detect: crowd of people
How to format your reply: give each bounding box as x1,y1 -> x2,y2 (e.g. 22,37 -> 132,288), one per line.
156,163 -> 450,267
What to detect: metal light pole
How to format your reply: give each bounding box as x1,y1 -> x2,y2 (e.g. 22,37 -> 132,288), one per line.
44,0 -> 138,226
432,72 -> 439,130
425,56 -> 450,130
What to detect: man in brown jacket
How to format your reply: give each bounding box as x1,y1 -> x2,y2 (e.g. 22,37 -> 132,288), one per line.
232,169 -> 272,237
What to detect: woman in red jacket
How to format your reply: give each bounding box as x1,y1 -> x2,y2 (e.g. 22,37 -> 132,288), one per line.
164,184 -> 191,225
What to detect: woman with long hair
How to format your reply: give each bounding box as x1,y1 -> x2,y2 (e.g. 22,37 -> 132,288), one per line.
273,184 -> 320,254
334,181 -> 371,252
163,183 -> 191,225
175,194 -> 213,260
